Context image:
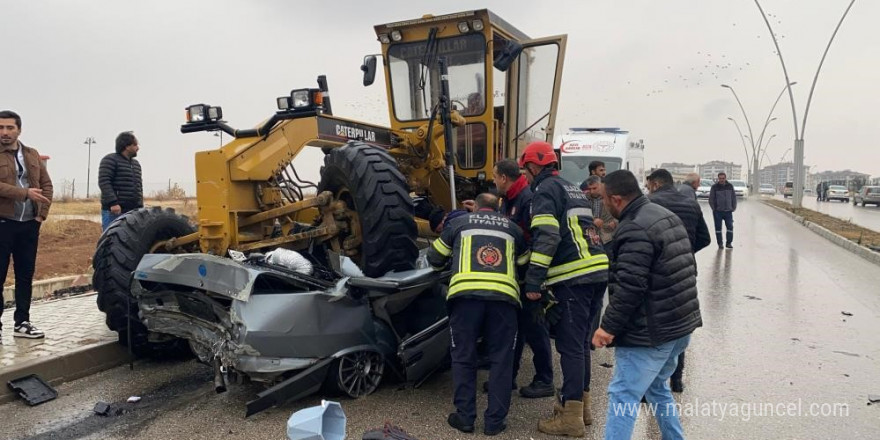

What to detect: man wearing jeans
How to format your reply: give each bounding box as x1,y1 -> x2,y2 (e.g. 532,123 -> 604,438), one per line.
593,170 -> 702,440
98,131 -> 142,230
708,172 -> 736,249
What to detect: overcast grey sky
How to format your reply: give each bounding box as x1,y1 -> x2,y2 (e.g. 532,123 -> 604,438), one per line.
3,0 -> 878,196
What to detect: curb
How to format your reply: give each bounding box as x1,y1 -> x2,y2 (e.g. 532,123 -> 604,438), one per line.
0,339 -> 133,404
3,274 -> 91,304
762,201 -> 880,267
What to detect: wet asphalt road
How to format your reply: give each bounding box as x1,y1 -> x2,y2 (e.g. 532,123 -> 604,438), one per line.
773,193 -> 880,232
3,200 -> 880,440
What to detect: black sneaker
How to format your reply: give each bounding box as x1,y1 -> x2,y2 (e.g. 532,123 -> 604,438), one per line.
671,377 -> 684,393
14,321 -> 45,339
519,380 -> 555,398
484,420 -> 507,436
725,243 -> 733,249
447,413 -> 474,433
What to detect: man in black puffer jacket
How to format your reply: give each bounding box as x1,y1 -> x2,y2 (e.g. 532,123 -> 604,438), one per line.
98,131 -> 143,230
647,169 -> 711,254
593,170 -> 701,440
647,168 -> 711,394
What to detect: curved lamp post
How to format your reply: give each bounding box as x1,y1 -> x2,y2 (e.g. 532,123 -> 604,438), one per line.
726,117 -> 751,181
754,0 -> 857,207
722,84 -> 757,193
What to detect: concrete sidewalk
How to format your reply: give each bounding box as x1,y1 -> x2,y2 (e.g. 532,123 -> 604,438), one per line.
0,293 -> 131,404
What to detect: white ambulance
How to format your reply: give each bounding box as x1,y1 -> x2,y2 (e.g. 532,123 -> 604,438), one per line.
554,128 -> 631,187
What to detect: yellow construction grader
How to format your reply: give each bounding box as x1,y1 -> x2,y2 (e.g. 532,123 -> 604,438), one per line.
92,9 -> 567,391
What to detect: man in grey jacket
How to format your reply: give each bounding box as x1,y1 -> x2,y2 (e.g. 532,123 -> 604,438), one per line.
708,172 -> 737,249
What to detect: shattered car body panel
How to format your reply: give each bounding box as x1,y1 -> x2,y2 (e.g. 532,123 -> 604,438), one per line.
132,252 -> 451,414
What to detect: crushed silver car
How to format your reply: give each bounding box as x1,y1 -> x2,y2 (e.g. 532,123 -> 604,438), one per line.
131,250 -> 450,416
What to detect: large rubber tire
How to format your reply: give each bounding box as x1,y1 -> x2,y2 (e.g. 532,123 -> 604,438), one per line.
93,207 -> 195,356
318,142 -> 418,277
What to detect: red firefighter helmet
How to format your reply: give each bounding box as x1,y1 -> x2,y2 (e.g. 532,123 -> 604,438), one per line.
518,141 -> 558,167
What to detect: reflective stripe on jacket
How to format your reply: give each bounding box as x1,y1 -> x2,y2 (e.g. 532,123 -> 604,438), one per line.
524,169 -> 608,293
426,210 -> 529,306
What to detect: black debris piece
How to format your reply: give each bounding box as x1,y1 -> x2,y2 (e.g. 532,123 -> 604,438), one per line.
7,374 -> 57,406
868,395 -> 880,405
841,311 -> 853,316
600,362 -> 614,369
94,401 -> 111,416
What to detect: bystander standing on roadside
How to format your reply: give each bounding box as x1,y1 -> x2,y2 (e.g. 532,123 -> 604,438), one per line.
646,169 -> 711,393
708,172 -> 736,249
98,131 -> 143,231
0,110 -> 53,339
593,170 -> 702,440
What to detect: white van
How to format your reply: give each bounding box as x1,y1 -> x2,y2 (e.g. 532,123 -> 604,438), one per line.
554,128 -> 630,187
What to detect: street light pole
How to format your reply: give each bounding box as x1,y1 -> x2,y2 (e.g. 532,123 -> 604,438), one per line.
722,84 -> 757,194
726,117 -> 751,181
84,137 -> 96,198
754,0 -> 857,208
759,134 -> 777,169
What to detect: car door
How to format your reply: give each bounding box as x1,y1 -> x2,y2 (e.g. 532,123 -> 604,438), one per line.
399,284 -> 451,386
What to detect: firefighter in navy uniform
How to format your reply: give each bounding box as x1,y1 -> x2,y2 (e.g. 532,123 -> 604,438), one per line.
427,193 -> 530,437
493,158 -> 555,398
519,141 -> 610,437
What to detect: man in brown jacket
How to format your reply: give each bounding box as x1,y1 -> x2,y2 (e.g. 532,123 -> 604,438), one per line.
0,110 -> 53,339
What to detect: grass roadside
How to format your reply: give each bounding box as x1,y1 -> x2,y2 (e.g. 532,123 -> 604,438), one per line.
764,198 -> 880,250
49,198 -> 198,218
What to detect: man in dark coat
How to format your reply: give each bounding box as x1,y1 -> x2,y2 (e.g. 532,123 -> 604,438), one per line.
98,131 -> 143,230
593,170 -> 702,440
708,172 -> 736,249
647,168 -> 711,393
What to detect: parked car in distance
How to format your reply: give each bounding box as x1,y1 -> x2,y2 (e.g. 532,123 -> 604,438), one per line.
759,183 -> 776,196
825,185 -> 849,203
783,181 -> 793,198
696,182 -> 712,199
854,186 -> 880,206
729,179 -> 747,198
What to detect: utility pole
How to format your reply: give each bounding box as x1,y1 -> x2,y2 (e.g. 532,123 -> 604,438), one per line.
84,137 -> 96,198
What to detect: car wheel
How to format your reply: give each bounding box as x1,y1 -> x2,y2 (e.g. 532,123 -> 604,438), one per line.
93,207 -> 196,356
862,202 -> 867,207
319,141 -> 418,277
327,350 -> 385,398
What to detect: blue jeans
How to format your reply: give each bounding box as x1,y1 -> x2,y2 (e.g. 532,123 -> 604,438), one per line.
101,210 -> 121,231
605,334 -> 691,440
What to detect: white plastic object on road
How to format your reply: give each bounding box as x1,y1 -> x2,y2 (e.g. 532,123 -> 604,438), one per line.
127,396 -> 141,403
286,400 -> 346,440
265,248 -> 314,275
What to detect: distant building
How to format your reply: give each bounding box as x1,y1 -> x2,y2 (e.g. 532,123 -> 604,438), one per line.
759,162 -> 810,192
699,161 -> 742,182
658,162 -> 695,175
871,176 -> 880,186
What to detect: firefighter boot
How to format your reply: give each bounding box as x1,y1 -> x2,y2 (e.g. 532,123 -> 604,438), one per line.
583,391 -> 593,425
538,400 -> 585,437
